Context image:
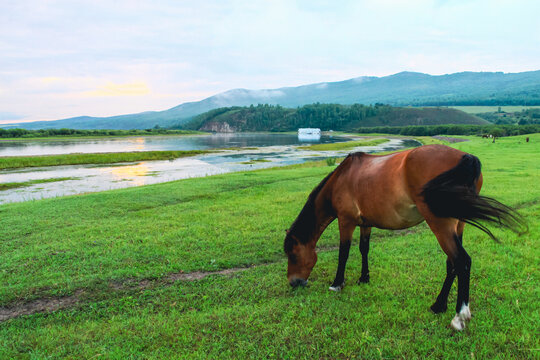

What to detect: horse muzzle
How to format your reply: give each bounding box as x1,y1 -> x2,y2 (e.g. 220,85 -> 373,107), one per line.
289,278 -> 308,287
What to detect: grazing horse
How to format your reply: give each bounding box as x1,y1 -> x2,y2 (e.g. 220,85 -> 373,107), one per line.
284,145 -> 523,331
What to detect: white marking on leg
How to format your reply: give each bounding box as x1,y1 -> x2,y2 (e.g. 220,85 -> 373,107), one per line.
450,303 -> 471,331
459,303 -> 471,321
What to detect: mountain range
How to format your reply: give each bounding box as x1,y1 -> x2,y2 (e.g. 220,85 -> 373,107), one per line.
4,70 -> 540,130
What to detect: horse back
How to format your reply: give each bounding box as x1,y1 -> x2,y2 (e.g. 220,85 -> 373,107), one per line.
327,145 -> 468,229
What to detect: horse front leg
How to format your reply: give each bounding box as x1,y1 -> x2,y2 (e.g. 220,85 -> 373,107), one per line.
329,218 -> 356,291
357,226 -> 372,284
430,258 -> 456,313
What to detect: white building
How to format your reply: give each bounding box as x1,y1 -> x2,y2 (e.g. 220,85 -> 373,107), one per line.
298,128 -> 321,141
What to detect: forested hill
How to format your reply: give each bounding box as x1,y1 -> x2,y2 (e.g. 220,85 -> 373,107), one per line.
179,104 -> 487,132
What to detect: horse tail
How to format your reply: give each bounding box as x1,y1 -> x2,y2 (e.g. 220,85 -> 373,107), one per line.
421,154 -> 526,241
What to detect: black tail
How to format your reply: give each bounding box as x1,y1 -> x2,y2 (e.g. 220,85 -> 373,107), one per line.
421,154 -> 526,241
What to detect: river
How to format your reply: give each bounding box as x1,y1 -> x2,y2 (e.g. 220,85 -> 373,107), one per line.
0,134 -> 420,204
0,133 -> 345,156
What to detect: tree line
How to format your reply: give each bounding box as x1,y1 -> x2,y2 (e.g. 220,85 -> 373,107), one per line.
476,108 -> 540,125
355,124 -> 540,137
402,91 -> 540,107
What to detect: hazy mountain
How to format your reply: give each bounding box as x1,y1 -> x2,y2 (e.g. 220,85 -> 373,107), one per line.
4,70 -> 539,130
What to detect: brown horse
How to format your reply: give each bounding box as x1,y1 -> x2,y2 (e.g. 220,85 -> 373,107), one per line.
284,144 -> 523,331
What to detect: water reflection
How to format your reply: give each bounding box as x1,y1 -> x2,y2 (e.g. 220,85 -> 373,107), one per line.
107,162 -> 150,186
0,133 -> 342,157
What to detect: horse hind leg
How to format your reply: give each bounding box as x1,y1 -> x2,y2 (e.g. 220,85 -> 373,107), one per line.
450,221 -> 472,330
424,217 -> 472,331
449,221 -> 472,330
430,221 -> 465,313
451,247 -> 472,331
329,218 -> 356,291
357,226 -> 371,284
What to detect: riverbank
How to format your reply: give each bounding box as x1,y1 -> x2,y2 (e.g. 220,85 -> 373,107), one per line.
0,177 -> 80,191
0,134 -> 537,358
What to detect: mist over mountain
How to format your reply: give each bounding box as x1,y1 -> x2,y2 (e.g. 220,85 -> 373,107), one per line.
4,70 -> 540,130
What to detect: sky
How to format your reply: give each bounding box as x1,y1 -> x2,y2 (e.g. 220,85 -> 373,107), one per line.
1,0 -> 539,123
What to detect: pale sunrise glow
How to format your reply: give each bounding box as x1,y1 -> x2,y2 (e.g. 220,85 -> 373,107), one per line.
84,82 -> 151,97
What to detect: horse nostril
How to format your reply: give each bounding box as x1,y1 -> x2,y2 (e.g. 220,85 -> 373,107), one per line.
290,278 -> 308,287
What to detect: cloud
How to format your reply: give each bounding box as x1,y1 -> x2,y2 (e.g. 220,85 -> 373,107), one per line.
83,82 -> 151,97
0,0 -> 539,121
216,89 -> 285,100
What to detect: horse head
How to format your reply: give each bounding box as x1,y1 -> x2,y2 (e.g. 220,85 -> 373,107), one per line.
284,230 -> 317,287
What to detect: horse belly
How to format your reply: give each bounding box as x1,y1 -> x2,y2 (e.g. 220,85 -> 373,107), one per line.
394,202 -> 424,229
362,197 -> 424,230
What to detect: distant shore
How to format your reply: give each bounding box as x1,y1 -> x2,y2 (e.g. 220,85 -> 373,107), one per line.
0,129 -> 206,141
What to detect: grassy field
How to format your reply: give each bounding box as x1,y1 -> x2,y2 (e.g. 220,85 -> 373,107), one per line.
0,135 -> 538,358
0,150 -> 210,170
298,138 -> 389,151
447,106 -> 540,114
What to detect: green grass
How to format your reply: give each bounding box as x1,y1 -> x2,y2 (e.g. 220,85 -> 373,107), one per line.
0,177 -> 80,191
0,135 -> 538,358
329,134 -> 448,146
239,159 -> 272,164
414,136 -> 451,145
298,138 -> 389,151
0,150 -> 210,170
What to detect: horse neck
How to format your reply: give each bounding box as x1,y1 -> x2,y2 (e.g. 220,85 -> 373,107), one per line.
311,211 -> 335,245
291,190 -> 335,246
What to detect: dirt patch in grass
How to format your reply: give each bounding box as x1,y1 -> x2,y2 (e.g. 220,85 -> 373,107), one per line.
0,290 -> 84,322
0,267 -> 253,321
0,243 -> 342,322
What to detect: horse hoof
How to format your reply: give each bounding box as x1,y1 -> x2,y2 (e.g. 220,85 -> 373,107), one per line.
450,315 -> 466,331
450,304 -> 472,331
357,275 -> 370,284
329,284 -> 344,292
430,302 -> 447,314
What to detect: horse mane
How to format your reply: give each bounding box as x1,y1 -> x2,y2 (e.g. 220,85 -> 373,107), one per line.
284,153 -> 363,253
